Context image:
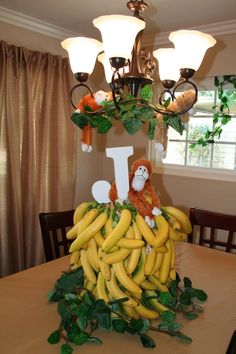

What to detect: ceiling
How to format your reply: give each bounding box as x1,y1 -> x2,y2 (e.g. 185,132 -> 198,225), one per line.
0,0 -> 236,40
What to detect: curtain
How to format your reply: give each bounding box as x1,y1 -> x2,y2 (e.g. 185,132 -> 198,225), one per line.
0,41 -> 77,276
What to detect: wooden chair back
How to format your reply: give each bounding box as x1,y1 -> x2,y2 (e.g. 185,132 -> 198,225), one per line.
188,207 -> 236,253
39,209 -> 74,262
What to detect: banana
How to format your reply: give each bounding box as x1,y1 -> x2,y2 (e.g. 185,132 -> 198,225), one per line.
104,212 -> 114,236
123,304 -> 140,319
94,230 -> 105,247
140,279 -> 157,290
106,269 -> 137,307
117,238 -> 145,249
148,275 -> 169,292
164,212 -> 181,231
169,226 -> 188,241
73,201 -> 93,225
133,247 -> 146,285
69,211 -> 108,252
159,239 -> 172,284
67,207 -> 99,240
169,239 -> 176,280
126,222 -> 143,274
80,249 -> 97,284
102,209 -> 132,252
136,214 -> 155,243
152,252 -> 164,274
135,303 -> 159,319
162,206 -> 192,234
144,247 -> 156,275
169,269 -> 177,281
69,251 -> 80,265
113,261 -> 142,296
102,248 -> 131,264
98,248 -> 111,281
150,215 -> 169,248
145,290 -> 169,312
87,238 -> 100,271
97,272 -> 109,302
154,245 -> 168,253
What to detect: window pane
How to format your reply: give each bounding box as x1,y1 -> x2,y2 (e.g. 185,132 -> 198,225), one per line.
212,144 -> 236,170
219,118 -> 236,142
187,143 -> 211,168
188,117 -> 213,141
164,141 -> 186,165
217,89 -> 236,114
194,90 -> 215,116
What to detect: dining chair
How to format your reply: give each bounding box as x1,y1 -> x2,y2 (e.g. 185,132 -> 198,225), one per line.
188,207 -> 236,253
39,209 -> 75,262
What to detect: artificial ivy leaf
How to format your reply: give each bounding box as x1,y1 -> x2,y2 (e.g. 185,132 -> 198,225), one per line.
86,336 -> 103,344
58,300 -> 72,321
176,333 -> 192,344
61,343 -> 73,354
73,331 -> 89,345
160,310 -> 176,323
180,291 -> 191,306
129,318 -> 145,333
184,311 -> 199,320
140,85 -> 153,101
47,329 -> 61,344
47,289 -> 64,302
112,318 -> 128,333
123,117 -> 142,135
159,292 -> 174,306
81,290 -> 95,307
140,334 -> 156,348
190,289 -> 208,302
148,119 -> 157,140
169,321 -> 183,332
183,277 -> 192,288
163,115 -> 185,135
76,316 -> 87,331
56,268 -> 84,293
96,117 -> 112,134
71,113 -> 88,129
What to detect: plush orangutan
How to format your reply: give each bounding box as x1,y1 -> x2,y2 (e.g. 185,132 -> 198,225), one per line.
75,90 -> 112,152
109,159 -> 161,227
155,89 -> 196,158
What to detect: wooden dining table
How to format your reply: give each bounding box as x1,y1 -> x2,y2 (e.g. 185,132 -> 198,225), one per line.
0,242 -> 236,354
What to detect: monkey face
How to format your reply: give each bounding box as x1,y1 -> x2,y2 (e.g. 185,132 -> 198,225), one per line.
134,165 -> 149,181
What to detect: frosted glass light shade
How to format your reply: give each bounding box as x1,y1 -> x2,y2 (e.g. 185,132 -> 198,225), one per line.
61,37 -> 103,74
153,48 -> 180,82
98,52 -> 130,84
93,15 -> 145,60
169,30 -> 216,71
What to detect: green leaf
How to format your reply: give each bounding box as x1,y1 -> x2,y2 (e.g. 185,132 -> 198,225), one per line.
96,117 -> 112,134
179,291 -> 191,306
112,318 -> 128,333
169,322 -> 183,332
159,292 -> 174,306
129,318 -> 145,333
140,85 -> 153,101
86,336 -> 103,344
71,113 -> 88,129
61,343 -> 73,354
73,331 -> 89,345
56,268 -> 84,293
76,316 -> 87,330
183,277 -> 192,288
148,119 -> 157,140
163,115 -> 184,135
58,300 -> 72,321
140,334 -> 156,348
47,329 -> 61,344
176,333 -> 192,344
123,117 -> 142,135
184,311 -> 199,320
191,289 -> 208,302
48,289 -> 63,302
160,310 -> 176,323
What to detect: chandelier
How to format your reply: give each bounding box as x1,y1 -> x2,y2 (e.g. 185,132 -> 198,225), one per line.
61,0 -> 216,122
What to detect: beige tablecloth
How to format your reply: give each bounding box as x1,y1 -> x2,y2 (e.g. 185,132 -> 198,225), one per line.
0,242 -> 236,354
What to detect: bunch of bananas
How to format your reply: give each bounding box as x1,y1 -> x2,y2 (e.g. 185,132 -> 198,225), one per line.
67,201 -> 192,320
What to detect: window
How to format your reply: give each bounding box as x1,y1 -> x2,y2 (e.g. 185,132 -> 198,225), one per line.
150,78 -> 236,175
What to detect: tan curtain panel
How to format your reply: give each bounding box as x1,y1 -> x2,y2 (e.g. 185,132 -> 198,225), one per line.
0,41 -> 77,276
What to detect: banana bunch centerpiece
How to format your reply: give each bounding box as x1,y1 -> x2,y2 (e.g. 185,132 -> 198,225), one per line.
66,201 -> 192,320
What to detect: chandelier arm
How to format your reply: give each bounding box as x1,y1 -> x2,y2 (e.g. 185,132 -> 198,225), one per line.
170,79 -> 198,115
70,83 -> 94,109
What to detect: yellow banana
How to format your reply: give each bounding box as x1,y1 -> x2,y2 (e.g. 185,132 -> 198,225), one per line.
152,252 -> 164,274
117,238 -> 145,249
73,201 -> 93,225
69,211 -> 108,252
169,226 -> 188,241
144,247 -> 156,275
104,212 -> 113,236
162,206 -> 192,234
67,207 -> 99,240
133,247 -> 146,285
136,214 -> 155,243
126,222 -> 142,275
94,230 -> 105,247
102,247 -> 131,264
141,279 -> 157,290
113,261 -> 142,295
98,248 -> 111,280
159,239 -> 172,284
169,239 -> 176,280
148,275 -> 169,292
123,304 -> 140,319
145,290 -> 169,312
164,212 -> 181,231
150,215 -> 169,248
80,249 -> 97,284
154,245 -> 168,253
135,303 -> 159,319
106,270 -> 137,307
87,238 -> 100,271
102,209 -> 132,252
69,251 -> 80,265
97,272 -> 109,303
